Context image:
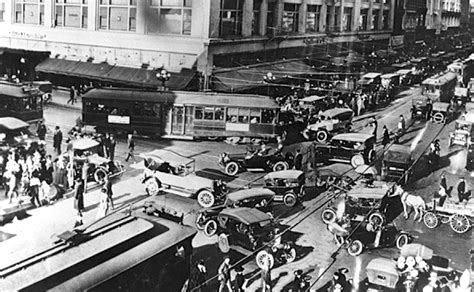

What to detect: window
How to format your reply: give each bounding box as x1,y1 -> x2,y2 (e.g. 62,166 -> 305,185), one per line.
195,106 -> 224,120
261,109 -> 275,124
195,107 -> 203,119
227,108 -> 238,123
342,7 -> 352,31
148,0 -> 192,35
220,0 -> 243,36
359,9 -> 368,30
306,5 -> 321,32
99,0 -> 136,31
238,108 -> 250,123
14,0 -> 45,25
266,2 -> 275,35
0,2 -> 5,22
382,10 -> 389,29
204,107 -> 214,120
282,3 -> 299,33
372,9 -> 380,30
252,0 -> 261,35
250,109 -> 261,123
55,0 -> 88,28
326,5 -> 332,30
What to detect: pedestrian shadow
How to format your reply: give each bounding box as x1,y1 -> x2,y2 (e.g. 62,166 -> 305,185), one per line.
82,192 -> 138,212
280,268 -> 316,292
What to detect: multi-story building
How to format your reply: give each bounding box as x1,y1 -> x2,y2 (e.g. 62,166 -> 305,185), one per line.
442,0 -> 461,30
0,0 -> 394,91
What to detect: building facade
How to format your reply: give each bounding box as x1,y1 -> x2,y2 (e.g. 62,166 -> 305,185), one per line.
0,0 -> 394,90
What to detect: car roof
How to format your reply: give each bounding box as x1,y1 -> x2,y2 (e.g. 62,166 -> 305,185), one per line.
381,73 -> 399,79
140,149 -> 194,167
366,258 -> 398,275
72,138 -> 99,150
332,133 -> 374,142
362,72 -> 381,79
301,95 -> 325,102
432,102 -> 450,111
347,183 -> 394,199
321,108 -> 353,116
0,117 -> 29,130
397,69 -> 412,74
227,188 -> 275,202
384,144 -> 411,163
219,207 -> 272,225
264,170 -> 304,180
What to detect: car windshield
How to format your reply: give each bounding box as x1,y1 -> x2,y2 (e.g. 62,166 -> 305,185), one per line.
74,146 -> 98,157
332,139 -> 364,150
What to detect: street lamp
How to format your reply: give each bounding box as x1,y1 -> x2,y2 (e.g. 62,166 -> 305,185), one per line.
156,69 -> 171,90
263,72 -> 276,96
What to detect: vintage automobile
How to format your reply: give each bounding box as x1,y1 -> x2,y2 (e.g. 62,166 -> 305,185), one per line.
357,72 -> 382,93
139,149 -> 227,208
203,207 -> 296,269
263,170 -> 306,207
328,221 -> 411,256
364,257 -> 400,291
449,119 -> 473,147
314,163 -> 356,190
313,133 -> 376,168
431,102 -> 452,123
302,108 -> 354,142
411,95 -> 431,120
68,138 -> 124,183
298,95 -> 327,113
381,144 -> 412,185
321,182 -> 398,227
218,147 -> 291,176
195,188 -> 276,231
381,73 -> 400,100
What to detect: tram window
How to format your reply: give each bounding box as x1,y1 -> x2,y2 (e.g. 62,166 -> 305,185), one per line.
195,107 -> 203,119
215,107 -> 224,120
204,107 -> 214,120
261,109 -> 275,124
227,108 -> 238,123
238,108 -> 250,123
250,109 -> 261,124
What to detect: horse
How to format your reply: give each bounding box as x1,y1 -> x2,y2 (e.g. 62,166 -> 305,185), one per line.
393,185 -> 426,222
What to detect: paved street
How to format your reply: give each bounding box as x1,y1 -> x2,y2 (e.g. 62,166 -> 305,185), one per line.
0,86 -> 472,291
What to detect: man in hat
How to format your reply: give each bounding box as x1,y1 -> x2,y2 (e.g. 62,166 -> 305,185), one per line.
457,177 -> 471,203
217,256 -> 232,292
233,266 -> 246,292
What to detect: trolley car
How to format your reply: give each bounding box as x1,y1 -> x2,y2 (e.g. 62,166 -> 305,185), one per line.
0,197 -> 196,291
82,88 -> 280,143
0,82 -> 44,123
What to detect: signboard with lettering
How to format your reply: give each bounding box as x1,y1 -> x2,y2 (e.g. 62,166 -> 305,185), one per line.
225,123 -> 249,132
108,115 -> 130,124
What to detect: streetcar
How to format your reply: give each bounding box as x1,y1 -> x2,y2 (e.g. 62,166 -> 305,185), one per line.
0,82 -> 44,123
82,88 -> 280,143
0,197 -> 196,291
447,58 -> 474,86
421,71 -> 457,103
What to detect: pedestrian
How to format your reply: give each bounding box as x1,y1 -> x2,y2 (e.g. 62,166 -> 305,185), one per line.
398,115 -> 406,134
37,121 -> 46,141
440,172 -> 448,190
96,186 -> 109,219
108,134 -> 116,161
438,186 -> 450,207
233,265 -> 246,292
292,270 -> 304,291
73,177 -> 85,212
53,126 -> 63,155
5,154 -> 20,204
195,259 -> 208,292
82,160 -> 89,193
67,86 -> 75,105
29,169 -> 42,207
371,117 -> 378,140
426,98 -> 433,119
124,133 -> 136,163
103,175 -> 114,210
104,133 -> 111,158
294,149 -> 303,170
457,177 -> 471,203
74,210 -> 83,228
382,125 -> 390,147
217,256 -> 232,292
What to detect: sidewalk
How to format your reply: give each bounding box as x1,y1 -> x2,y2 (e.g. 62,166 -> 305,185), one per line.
47,87 -> 82,111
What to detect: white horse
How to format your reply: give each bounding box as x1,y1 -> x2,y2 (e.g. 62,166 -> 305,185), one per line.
394,185 -> 426,222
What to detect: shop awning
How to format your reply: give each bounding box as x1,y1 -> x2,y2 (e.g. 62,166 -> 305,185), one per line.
35,58 -> 196,90
211,59 -> 315,92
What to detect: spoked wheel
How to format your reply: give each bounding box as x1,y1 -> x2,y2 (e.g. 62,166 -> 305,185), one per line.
197,190 -> 215,208
449,214 -> 471,234
368,212 -> 384,228
273,161 -> 289,172
144,179 -> 160,196
423,212 -> 439,229
224,162 -> 239,176
94,167 -> 108,183
218,233 -> 230,253
350,155 -> 365,168
396,233 -> 409,249
347,240 -> 364,256
321,208 -> 337,224
283,192 -> 297,207
316,130 -> 329,143
203,219 -> 218,237
256,250 -> 275,270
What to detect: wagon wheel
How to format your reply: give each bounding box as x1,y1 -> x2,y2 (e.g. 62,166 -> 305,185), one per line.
423,212 -> 439,229
449,214 -> 471,234
432,112 -> 445,123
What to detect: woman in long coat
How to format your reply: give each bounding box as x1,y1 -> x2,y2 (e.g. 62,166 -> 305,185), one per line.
73,178 -> 85,212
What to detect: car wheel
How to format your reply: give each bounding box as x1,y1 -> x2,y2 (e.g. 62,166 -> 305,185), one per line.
396,233 -> 409,249
334,235 -> 344,247
195,212 -> 207,230
299,185 -> 306,198
207,136 -> 219,141
321,208 -> 337,224
350,155 -> 365,168
347,240 -> 364,256
224,161 -> 239,176
273,161 -> 289,172
368,212 -> 384,228
203,219 -> 218,237
144,178 -> 160,196
283,192 -> 297,207
197,190 -> 215,208
316,130 -> 329,143
218,233 -> 230,253
368,149 -> 376,163
256,250 -> 275,270
93,167 -> 108,183
285,247 -> 297,263
432,112 -> 444,123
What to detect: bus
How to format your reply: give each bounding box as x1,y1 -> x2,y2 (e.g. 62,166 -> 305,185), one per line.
447,58 -> 474,86
0,82 -> 44,123
0,197 -> 196,291
421,71 -> 458,102
82,88 -> 280,142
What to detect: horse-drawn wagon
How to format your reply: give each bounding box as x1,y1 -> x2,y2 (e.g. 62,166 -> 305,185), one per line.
423,199 -> 474,233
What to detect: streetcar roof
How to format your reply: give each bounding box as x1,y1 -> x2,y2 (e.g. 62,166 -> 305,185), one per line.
361,72 -> 381,79
422,72 -> 457,85
227,188 -> 275,202
0,82 -> 43,98
139,149 -> 194,167
0,208 -> 196,291
82,88 -> 280,109
264,170 -> 304,180
381,73 -> 400,79
219,207 -> 272,225
0,117 -> 29,130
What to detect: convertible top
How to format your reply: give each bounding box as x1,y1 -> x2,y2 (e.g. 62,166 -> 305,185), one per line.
384,144 -> 411,163
0,117 -> 29,130
140,149 -> 194,168
72,138 -> 99,150
347,182 -> 395,199
264,170 -> 304,180
219,207 -> 272,225
227,188 -> 275,202
432,102 -> 450,111
321,108 -> 353,117
333,133 -> 374,142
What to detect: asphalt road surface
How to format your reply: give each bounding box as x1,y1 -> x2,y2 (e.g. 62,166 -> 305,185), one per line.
0,86 -> 471,291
